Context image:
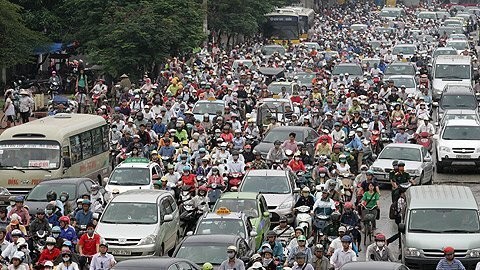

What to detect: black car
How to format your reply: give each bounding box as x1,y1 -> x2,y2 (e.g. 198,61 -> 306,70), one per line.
112,257 -> 201,270
24,178 -> 105,216
173,234 -> 253,268
254,126 -> 319,159
340,261 -> 410,270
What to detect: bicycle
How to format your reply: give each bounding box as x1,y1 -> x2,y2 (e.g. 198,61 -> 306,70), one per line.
361,205 -> 377,246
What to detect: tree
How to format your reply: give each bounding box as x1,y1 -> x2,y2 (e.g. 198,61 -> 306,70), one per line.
0,0 -> 47,68
62,0 -> 204,77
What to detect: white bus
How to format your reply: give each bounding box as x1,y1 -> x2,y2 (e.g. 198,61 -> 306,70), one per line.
0,114 -> 110,193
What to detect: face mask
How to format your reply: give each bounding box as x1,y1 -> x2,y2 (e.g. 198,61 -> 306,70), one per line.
87,229 -> 94,235
47,245 -> 54,250
320,173 -> 326,177
46,210 -> 53,215
227,252 -> 235,259
376,241 -> 385,247
263,258 -> 273,266
63,256 -> 70,262
52,233 -> 59,238
21,248 -> 27,253
61,247 -> 69,252
60,196 -> 67,201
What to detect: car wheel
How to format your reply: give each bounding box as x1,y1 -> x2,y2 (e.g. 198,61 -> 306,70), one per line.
436,161 -> 444,173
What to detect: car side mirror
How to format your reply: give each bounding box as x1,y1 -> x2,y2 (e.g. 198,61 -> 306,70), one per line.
63,157 -> 71,168
163,214 -> 173,223
263,211 -> 270,218
432,102 -> 439,107
103,178 -> 109,187
398,223 -> 406,233
186,231 -> 193,236
293,187 -> 300,193
250,231 -> 258,237
372,154 -> 377,160
424,156 -> 432,162
432,134 -> 439,140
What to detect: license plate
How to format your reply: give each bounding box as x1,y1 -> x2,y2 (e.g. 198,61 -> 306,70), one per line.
111,250 -> 131,256
456,155 -> 471,159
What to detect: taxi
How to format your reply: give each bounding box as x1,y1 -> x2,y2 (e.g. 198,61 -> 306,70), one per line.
104,157 -> 163,194
213,192 -> 271,248
188,207 -> 258,249
191,98 -> 225,122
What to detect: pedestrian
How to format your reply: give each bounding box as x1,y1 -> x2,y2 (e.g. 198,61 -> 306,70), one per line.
18,90 -> 33,123
3,90 -> 15,128
436,247 -> 465,270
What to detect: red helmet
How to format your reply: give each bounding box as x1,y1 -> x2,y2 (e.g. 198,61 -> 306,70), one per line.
320,135 -> 328,141
374,233 -> 386,241
333,143 -> 343,149
198,185 -> 208,192
318,167 -> 328,173
443,246 -> 454,254
344,202 -> 354,209
59,216 -> 70,224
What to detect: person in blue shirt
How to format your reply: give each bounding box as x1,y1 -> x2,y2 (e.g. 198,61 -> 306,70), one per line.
345,129 -> 364,172
58,216 -> 78,244
45,204 -> 59,227
152,115 -> 166,135
74,199 -> 93,227
257,230 -> 284,262
158,138 -> 175,158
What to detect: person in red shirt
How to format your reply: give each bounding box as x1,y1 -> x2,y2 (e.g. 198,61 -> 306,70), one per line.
180,166 -> 197,191
220,125 -> 233,143
288,153 -> 306,173
78,222 -> 100,269
38,237 -> 61,266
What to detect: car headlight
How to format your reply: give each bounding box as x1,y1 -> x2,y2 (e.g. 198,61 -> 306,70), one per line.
476,148 -> 480,153
139,234 -> 156,245
277,200 -> 293,210
439,146 -> 451,152
406,169 -> 421,175
405,248 -> 421,257
371,167 -> 383,172
469,249 -> 480,257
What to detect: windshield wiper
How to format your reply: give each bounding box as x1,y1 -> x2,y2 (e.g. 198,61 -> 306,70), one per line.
31,167 -> 52,173
409,228 -> 437,233
100,220 -> 115,224
436,229 -> 478,233
122,182 -> 148,186
0,167 -> 26,173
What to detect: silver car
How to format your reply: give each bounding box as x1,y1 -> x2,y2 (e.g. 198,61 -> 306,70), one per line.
370,144 -> 434,185
96,190 -> 179,260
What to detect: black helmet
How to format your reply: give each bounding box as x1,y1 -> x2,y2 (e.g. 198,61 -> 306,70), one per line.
266,230 -> 277,237
59,191 -> 69,203
46,191 -> 57,202
331,211 -> 341,222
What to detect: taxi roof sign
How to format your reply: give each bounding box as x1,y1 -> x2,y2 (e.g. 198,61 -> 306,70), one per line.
207,97 -> 216,101
123,157 -> 150,164
216,207 -> 231,215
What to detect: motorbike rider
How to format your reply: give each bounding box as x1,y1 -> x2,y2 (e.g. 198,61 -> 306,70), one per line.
330,236 -> 357,270
257,231 -> 284,262
415,116 -> 435,136
219,246 -> 245,270
345,131 -> 363,171
46,191 -> 64,216
340,202 -> 359,228
48,71 -> 62,90
360,170 -> 380,194
366,233 -> 396,262
74,199 -> 93,228
266,140 -> 286,162
391,161 -> 413,202
0,229 -> 22,262
29,209 -> 51,241
179,166 -> 197,190
394,125 -> 409,143
0,207 -> 9,230
272,216 -> 294,243
286,235 -> 312,267
294,187 -> 315,210
227,151 -> 245,174
289,152 -> 306,173
312,244 -> 330,270
78,222 -> 101,269
90,185 -> 104,213
58,216 -> 78,244
251,151 -> 269,169
260,248 -> 276,270
315,135 -> 332,156
192,186 -> 209,214
7,196 -> 30,227
37,237 -> 60,266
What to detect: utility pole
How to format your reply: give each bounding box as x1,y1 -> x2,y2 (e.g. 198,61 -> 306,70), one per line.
202,0 -> 209,37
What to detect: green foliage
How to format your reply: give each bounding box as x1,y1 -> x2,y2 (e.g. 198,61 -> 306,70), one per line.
0,0 -> 47,68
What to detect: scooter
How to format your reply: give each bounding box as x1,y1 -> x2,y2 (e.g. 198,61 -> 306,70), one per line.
313,207 -> 333,243
31,230 -> 47,263
295,171 -> 309,188
196,175 -> 207,187
180,200 -> 202,236
207,183 -> 224,208
370,130 -> 382,155
416,131 -> 433,152
227,172 -> 243,191
294,205 -> 312,238
49,81 -> 60,100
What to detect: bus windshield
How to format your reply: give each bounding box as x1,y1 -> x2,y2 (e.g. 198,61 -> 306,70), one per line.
264,16 -> 299,40
0,141 -> 61,169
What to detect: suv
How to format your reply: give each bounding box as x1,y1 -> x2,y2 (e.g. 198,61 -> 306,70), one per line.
239,169 -> 299,224
435,85 -> 477,121
434,119 -> 480,172
105,157 -> 163,194
96,190 -> 179,259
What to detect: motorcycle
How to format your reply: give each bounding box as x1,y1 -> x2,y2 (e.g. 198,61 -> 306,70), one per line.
30,230 -> 47,263
178,184 -> 194,209
180,200 -> 203,236
295,171 -> 309,188
207,183 -> 224,208
370,130 -> 382,155
110,141 -> 119,170
294,205 -> 312,238
313,207 -> 334,243
227,172 -> 243,191
362,140 -> 375,168
416,131 -> 433,153
49,81 -> 60,100
196,175 -> 207,187
339,174 -> 354,206
91,90 -> 102,109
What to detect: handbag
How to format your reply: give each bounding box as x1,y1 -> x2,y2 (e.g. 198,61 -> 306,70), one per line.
389,202 -> 398,220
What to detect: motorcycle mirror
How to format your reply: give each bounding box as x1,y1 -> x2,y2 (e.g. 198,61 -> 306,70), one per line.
293,187 -> 301,193
250,231 -> 258,237
432,134 -> 439,140
263,211 -> 270,218
186,231 -> 193,236
371,154 -> 377,160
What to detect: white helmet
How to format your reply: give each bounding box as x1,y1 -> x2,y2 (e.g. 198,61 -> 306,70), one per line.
12,251 -> 24,261
16,237 -> 26,248
302,186 -> 310,193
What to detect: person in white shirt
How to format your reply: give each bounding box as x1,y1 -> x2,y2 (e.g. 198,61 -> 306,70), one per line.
416,117 -> 435,135
330,236 -> 357,270
90,241 -> 116,270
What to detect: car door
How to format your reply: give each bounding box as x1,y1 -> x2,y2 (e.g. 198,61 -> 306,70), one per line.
421,147 -> 433,182
244,218 -> 256,249
159,198 -> 171,252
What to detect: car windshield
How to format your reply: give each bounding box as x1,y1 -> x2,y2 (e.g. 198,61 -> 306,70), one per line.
380,9 -> 401,17
351,25 -> 366,31
0,141 -> 61,169
433,49 -> 458,58
332,65 -> 362,76
196,219 -> 246,238
261,46 -> 286,56
361,59 -> 380,67
392,46 -> 416,55
442,126 -> 480,140
385,65 -> 415,75
390,77 -> 416,88
440,95 -> 477,109
446,41 -> 468,50
444,20 -> 463,26
214,199 -> 259,218
418,12 -> 436,19
108,168 -> 150,186
263,130 -> 304,143
241,175 -> 291,194
268,83 -> 291,95
176,245 -> 226,265
435,64 -> 470,79
378,147 -> 421,162
27,184 -> 76,201
409,209 -> 480,233
296,73 -> 315,85
192,102 -> 225,115
101,202 -> 157,224
443,113 -> 477,122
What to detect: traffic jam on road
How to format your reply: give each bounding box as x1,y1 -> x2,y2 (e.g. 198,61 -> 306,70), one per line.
2,0 -> 480,270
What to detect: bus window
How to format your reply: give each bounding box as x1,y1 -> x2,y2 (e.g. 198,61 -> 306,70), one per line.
81,131 -> 93,160
70,135 -> 82,164
102,125 -> 109,152
92,128 -> 103,155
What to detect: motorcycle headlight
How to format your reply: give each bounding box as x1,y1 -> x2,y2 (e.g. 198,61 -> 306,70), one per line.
139,234 -> 157,245
439,146 -> 451,152
277,200 -> 293,210
469,249 -> 480,257
405,248 -> 421,257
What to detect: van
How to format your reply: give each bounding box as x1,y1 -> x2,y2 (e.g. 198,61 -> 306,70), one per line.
432,55 -> 472,101
95,190 -> 179,260
399,185 -> 480,269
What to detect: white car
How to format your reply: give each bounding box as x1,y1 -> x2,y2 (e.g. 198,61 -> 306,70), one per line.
370,144 -> 434,185
434,119 -> 480,173
388,75 -> 419,95
105,157 -> 163,194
